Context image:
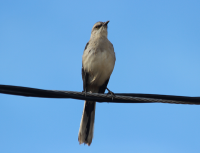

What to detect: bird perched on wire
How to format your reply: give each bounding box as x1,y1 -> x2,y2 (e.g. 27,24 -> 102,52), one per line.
78,21 -> 116,146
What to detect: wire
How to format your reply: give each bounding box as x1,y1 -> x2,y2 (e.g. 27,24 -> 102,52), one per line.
0,84 -> 200,105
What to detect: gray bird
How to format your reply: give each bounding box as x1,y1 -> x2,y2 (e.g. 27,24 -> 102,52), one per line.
78,21 -> 116,146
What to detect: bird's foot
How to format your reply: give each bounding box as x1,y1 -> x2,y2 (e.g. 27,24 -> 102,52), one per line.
106,88 -> 115,101
82,90 -> 87,97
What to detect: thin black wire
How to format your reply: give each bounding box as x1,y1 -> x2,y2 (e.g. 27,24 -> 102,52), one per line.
0,84 -> 200,105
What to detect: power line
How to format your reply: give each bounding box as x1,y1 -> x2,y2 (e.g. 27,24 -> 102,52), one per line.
0,84 -> 200,105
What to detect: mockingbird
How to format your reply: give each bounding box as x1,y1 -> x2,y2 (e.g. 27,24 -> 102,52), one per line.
78,21 -> 116,145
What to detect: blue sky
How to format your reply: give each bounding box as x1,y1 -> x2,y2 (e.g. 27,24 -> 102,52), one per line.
0,0 -> 200,152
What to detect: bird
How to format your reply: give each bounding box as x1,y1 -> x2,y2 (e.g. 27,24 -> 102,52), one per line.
78,21 -> 116,146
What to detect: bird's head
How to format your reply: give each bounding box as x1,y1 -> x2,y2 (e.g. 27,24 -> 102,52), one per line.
91,21 -> 109,38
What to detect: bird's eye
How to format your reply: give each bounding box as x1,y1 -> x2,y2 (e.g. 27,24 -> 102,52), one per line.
95,25 -> 101,29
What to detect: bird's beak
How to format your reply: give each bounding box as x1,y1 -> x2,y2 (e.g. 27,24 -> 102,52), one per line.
104,21 -> 110,26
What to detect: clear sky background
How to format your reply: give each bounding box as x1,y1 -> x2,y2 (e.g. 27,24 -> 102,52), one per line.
0,0 -> 200,152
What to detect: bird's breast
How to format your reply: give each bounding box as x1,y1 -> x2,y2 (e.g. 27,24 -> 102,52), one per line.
82,48 -> 115,87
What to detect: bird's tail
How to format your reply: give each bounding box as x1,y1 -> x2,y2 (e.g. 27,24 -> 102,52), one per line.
78,101 -> 96,146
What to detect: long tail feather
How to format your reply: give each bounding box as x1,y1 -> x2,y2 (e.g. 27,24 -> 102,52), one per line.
78,101 -> 96,146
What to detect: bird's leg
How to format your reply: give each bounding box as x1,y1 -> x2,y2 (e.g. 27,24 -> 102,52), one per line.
106,88 -> 115,101
82,89 -> 87,97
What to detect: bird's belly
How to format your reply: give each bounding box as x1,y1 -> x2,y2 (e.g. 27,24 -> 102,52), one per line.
83,50 -> 115,87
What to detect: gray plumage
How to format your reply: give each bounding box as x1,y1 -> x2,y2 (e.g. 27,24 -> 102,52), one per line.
78,21 -> 116,146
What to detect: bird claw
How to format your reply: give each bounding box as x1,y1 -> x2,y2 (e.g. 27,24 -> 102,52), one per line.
82,90 -> 87,97
106,88 -> 115,101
